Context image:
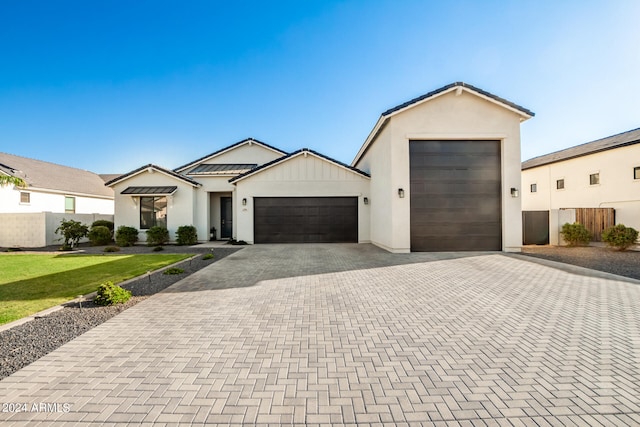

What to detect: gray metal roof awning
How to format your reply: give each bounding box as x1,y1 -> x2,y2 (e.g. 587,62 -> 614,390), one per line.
121,186 -> 178,195
188,163 -> 257,175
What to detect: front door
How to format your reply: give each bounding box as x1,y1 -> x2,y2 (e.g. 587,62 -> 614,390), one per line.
220,197 -> 232,239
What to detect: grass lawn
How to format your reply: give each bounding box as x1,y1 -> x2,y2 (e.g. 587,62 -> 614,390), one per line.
0,253 -> 191,325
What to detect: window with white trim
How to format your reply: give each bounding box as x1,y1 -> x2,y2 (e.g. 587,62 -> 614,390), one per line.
65,196 -> 75,213
556,179 -> 564,190
20,192 -> 30,204
589,173 -> 600,185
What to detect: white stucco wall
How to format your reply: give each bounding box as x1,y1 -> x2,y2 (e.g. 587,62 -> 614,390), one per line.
522,144 -> 640,231
0,186 -> 113,214
356,89 -> 527,253
233,153 -> 371,244
110,170 -> 197,243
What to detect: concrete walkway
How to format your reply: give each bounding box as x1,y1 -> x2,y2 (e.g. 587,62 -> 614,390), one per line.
1,244 -> 639,426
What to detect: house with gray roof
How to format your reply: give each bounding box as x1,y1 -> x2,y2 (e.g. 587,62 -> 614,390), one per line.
108,82 -> 533,252
522,127 -> 640,242
0,153 -> 114,247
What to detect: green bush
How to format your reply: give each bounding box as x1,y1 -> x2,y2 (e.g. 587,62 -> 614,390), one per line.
146,226 -> 169,246
94,281 -> 131,306
560,222 -> 592,246
176,225 -> 198,245
163,267 -> 184,275
88,225 -> 112,246
91,220 -> 114,235
202,253 -> 214,260
115,226 -> 139,247
104,246 -> 120,252
55,218 -> 89,250
602,224 -> 639,251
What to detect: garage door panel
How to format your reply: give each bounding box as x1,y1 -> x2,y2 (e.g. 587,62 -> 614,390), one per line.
410,140 -> 501,251
254,197 -> 358,243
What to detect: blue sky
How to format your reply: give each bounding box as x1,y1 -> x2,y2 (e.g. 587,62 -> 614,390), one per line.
1,1 -> 638,174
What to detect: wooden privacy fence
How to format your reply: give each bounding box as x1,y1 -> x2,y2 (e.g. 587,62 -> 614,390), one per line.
574,208 -> 615,242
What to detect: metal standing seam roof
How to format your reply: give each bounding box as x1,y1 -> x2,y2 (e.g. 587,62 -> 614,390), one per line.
104,164 -> 201,187
121,186 -> 178,195
187,164 -> 258,175
0,152 -> 114,198
522,127 -> 640,170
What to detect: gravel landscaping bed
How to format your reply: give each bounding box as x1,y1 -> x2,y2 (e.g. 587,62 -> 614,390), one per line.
521,244 -> 640,280
0,246 -> 241,380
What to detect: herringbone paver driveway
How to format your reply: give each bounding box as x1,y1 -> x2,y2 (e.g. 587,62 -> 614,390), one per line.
1,244 -> 639,426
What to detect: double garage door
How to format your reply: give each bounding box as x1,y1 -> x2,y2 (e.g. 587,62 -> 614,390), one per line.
410,140 -> 502,251
254,197 -> 358,243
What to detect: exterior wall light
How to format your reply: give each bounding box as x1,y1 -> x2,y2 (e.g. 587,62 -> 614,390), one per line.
242,198 -> 247,206
363,197 -> 369,205
510,188 -> 519,198
398,188 -> 405,198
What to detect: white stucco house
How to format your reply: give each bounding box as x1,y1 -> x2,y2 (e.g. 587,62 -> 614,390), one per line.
522,127 -> 640,235
0,152 -> 114,247
107,82 -> 534,252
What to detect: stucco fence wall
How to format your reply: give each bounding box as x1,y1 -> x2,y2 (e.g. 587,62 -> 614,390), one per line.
0,213 -> 114,248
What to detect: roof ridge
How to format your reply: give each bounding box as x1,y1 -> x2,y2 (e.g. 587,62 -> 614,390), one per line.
0,151 -> 100,174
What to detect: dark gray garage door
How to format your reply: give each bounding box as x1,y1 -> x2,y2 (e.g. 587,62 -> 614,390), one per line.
254,197 -> 358,243
410,140 -> 501,251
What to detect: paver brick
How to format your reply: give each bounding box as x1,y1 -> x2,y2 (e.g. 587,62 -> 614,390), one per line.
0,245 -> 639,426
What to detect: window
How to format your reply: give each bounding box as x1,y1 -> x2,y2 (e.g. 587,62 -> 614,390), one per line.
530,183 -> 537,193
65,196 -> 75,213
589,173 -> 600,185
20,192 -> 30,204
556,179 -> 564,190
140,196 -> 167,229
635,167 -> 640,180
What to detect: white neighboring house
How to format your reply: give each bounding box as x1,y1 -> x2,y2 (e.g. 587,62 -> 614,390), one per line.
108,82 -> 533,252
0,152 -> 114,247
522,127 -> 640,233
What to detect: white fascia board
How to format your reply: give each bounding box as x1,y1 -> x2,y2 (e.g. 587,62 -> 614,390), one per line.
24,187 -> 115,200
351,116 -> 387,167
232,151 -> 370,184
108,167 -> 200,188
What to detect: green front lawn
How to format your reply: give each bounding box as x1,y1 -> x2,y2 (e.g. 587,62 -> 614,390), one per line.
0,253 -> 191,325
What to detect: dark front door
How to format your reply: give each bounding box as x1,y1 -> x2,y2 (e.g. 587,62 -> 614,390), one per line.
220,197 -> 232,239
409,140 -> 502,251
254,197 -> 358,243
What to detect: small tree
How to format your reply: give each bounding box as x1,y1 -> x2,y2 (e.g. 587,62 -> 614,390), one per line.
0,175 -> 27,187
602,224 -> 639,251
55,219 -> 89,250
176,225 -> 198,245
146,226 -> 169,246
560,222 -> 592,246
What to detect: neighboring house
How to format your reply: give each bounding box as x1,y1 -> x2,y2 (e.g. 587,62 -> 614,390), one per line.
522,127 -> 640,237
0,152 -> 115,247
108,82 -> 533,252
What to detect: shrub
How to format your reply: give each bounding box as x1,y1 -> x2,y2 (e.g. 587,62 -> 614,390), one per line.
104,246 -> 120,252
176,225 -> 198,245
88,225 -> 112,246
55,219 -> 89,250
560,222 -> 592,246
91,220 -> 114,235
146,226 -> 169,246
227,238 -> 248,245
153,245 -> 164,252
94,281 -> 131,306
163,267 -> 184,275
115,226 -> 139,247
602,224 -> 639,251
202,253 -> 214,260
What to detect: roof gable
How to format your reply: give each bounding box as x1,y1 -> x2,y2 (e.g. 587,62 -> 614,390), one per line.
522,127 -> 640,170
174,138 -> 287,173
229,149 -> 370,184
352,82 -> 534,166
0,152 -> 113,198
105,164 -> 201,187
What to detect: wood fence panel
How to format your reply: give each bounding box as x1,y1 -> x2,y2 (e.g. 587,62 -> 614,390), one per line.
574,208 -> 615,241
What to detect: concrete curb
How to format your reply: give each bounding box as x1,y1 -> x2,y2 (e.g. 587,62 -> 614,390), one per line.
0,253 -> 201,333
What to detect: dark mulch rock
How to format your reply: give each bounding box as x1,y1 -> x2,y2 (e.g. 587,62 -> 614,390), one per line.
521,245 -> 640,280
0,247 -> 241,380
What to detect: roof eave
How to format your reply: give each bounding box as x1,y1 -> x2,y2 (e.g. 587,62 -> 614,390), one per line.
105,165 -> 201,188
